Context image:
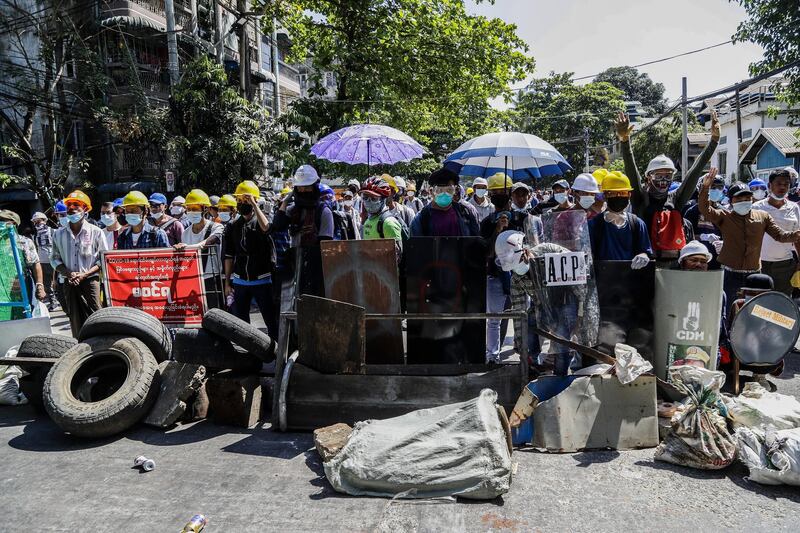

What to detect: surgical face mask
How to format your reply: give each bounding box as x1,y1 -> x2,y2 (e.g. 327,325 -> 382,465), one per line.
751,189 -> 767,200
364,197 -> 384,215
578,195 -> 595,209
58,215 -> 69,227
732,201 -> 752,216
187,211 -> 203,224
606,196 -> 630,213
126,214 -> 143,226
541,194 -> 551,202
434,192 -> 453,208
218,211 -> 232,222
474,189 -> 488,198
770,191 -> 787,201
150,207 -> 164,219
171,206 -> 184,216
343,199 -> 353,208
512,261 -> 530,276
66,213 -> 84,224
709,189 -> 724,203
101,214 -> 116,226
554,192 -> 569,204
406,191 -> 415,198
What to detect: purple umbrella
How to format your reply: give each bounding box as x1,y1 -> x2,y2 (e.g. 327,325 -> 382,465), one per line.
310,124 -> 425,169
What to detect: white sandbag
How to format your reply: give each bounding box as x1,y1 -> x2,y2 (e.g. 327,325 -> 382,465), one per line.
737,427 -> 800,486
324,389 -> 512,500
614,343 -> 653,385
0,346 -> 26,406
723,382 -> 800,431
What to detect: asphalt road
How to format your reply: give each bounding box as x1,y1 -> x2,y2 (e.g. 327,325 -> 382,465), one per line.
2,309 -> 800,531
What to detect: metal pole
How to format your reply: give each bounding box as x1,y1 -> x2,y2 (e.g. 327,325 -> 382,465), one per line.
272,22 -> 281,117
238,0 -> 249,99
213,0 -> 223,63
735,86 -> 744,181
681,77 -> 689,180
164,0 -> 180,86
583,127 -> 590,172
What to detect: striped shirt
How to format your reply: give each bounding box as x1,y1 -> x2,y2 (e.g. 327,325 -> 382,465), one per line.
50,219 -> 108,274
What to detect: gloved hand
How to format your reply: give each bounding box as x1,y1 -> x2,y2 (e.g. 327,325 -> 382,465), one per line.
699,233 -> 716,243
712,240 -> 724,255
631,253 -> 650,270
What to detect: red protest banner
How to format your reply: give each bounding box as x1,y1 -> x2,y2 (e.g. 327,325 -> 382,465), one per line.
102,248 -> 207,326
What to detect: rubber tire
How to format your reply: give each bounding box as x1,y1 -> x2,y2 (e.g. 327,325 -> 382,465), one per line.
78,307 -> 172,362
202,308 -> 275,362
172,328 -> 262,372
43,335 -> 160,438
18,334 -> 78,410
18,334 -> 78,359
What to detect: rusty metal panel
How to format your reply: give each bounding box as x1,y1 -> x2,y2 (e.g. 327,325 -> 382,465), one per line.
321,239 -> 404,364
405,237 -> 487,364
297,295 -> 365,374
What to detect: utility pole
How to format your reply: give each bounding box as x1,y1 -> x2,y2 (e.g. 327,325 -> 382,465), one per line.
272,22 -> 281,117
681,77 -> 689,180
165,0 -> 180,86
237,0 -> 250,99
735,86 -> 744,181
213,0 -> 224,63
583,127 -> 590,172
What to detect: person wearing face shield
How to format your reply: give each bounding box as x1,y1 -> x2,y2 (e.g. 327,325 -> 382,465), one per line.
616,111 -> 720,259
50,190 -> 108,335
700,168 -> 800,305
752,169 -> 800,295
148,192 -> 184,246
469,177 -> 494,222
409,167 -> 479,237
748,178 -> 768,201
587,171 -> 653,269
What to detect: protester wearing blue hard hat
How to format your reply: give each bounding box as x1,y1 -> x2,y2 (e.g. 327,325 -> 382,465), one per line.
148,191 -> 183,245
748,178 -> 767,201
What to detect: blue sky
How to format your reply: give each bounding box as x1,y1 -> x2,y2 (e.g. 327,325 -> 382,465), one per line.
467,0 -> 765,102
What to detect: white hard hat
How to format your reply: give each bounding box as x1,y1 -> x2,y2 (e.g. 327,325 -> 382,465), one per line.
494,230 -> 526,272
571,173 -> 600,194
393,176 -> 407,189
679,240 -> 712,264
645,155 -> 677,176
347,179 -> 361,188
784,166 -> 799,181
293,165 -> 320,187
31,211 -> 47,221
473,177 -> 488,187
172,195 -> 186,204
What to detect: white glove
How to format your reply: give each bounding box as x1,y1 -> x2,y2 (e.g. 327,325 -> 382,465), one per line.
631,253 -> 650,270
712,240 -> 723,255
699,233 -> 715,243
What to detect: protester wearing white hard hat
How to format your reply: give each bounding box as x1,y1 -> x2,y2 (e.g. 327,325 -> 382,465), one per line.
469,177 -> 493,221
293,164 -> 320,187
678,240 -> 712,270
571,173 -> 604,219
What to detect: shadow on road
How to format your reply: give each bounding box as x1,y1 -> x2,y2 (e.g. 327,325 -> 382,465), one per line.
6,409 -> 122,452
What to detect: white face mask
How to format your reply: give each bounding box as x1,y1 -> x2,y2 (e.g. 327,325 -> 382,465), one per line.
170,206 -> 184,216
474,189 -> 488,198
732,201 -> 753,216
407,191 -> 415,198
751,190 -> 767,200
554,192 -> 569,205
512,261 -> 530,276
218,212 -> 231,222
101,214 -> 116,226
343,199 -> 353,207
770,191 -> 787,201
578,196 -> 595,209
58,216 -> 69,227
151,208 -> 164,219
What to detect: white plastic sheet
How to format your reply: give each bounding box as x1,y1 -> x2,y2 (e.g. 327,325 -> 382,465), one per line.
0,345 -> 26,406
324,389 -> 512,500
723,382 -> 800,432
737,427 -> 800,486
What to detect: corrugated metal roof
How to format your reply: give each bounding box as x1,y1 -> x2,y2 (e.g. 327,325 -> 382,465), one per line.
760,127 -> 800,155
687,132 -> 711,145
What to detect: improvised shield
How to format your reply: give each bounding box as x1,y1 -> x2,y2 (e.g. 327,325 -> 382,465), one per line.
730,291 -> 800,366
405,237 -> 487,364
653,269 -> 724,380
595,261 -> 656,360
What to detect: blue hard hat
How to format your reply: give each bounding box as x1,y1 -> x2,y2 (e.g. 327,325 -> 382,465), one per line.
148,192 -> 167,205
748,178 -> 767,189
319,184 -> 334,196
113,197 -> 124,208
55,200 -> 67,214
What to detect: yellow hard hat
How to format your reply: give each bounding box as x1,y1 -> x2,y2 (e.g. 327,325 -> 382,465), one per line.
122,190 -> 149,207
381,174 -> 398,193
64,190 -> 92,211
592,169 -> 609,189
217,194 -> 237,209
280,187 -> 291,195
487,173 -> 513,191
601,171 -> 633,192
466,187 -> 474,195
234,180 -> 260,199
184,189 -> 211,207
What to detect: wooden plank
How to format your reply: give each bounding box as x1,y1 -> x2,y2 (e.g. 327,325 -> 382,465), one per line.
297,295 -> 365,374
0,357 -> 57,367
321,240 -> 404,364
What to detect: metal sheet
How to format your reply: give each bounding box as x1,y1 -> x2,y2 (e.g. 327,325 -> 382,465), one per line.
0,316 -> 50,357
297,295 -> 365,374
730,291 -> 800,366
654,269 -> 724,380
321,239 -> 404,364
405,237 -> 487,364
595,261 -> 656,360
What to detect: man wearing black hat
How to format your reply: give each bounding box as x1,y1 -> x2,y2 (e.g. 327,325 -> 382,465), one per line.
409,167 -> 479,237
700,168 -> 800,305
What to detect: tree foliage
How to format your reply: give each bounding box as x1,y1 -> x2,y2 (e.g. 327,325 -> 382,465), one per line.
595,66 -> 668,114
732,0 -> 800,107
511,72 -> 626,175
625,111 -> 704,176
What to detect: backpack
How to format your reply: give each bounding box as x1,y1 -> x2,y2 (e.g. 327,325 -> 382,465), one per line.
314,205 -> 351,241
650,207 -> 687,252
377,210 -> 410,241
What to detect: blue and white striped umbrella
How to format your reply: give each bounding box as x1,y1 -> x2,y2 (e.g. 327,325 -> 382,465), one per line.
444,132 -> 572,180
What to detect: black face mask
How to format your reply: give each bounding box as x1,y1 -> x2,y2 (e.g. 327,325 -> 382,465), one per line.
238,203 -> 253,216
606,197 -> 630,213
295,188 -> 320,207
490,194 -> 510,209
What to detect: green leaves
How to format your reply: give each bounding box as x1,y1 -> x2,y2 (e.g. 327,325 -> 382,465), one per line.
595,66 -> 668,114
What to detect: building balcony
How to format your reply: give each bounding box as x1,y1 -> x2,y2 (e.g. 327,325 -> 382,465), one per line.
98,0 -> 193,34
279,60 -> 301,96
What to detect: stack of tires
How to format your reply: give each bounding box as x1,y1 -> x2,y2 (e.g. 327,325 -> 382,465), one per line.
35,307 -> 275,439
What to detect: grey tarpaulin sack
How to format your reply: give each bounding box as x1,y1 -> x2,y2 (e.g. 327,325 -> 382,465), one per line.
324,389 -> 512,499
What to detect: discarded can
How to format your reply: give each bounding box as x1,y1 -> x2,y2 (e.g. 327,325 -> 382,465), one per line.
226,293 -> 234,308
134,455 -> 156,472
180,514 -> 208,533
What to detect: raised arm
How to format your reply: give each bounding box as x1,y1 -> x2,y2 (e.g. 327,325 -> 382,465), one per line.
676,111 -> 721,210
615,113 -> 644,196
698,168 -> 726,225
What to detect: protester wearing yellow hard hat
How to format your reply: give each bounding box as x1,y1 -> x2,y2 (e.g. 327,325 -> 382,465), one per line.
216,194 -> 237,224
176,188 -> 225,307
117,191 -> 169,250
